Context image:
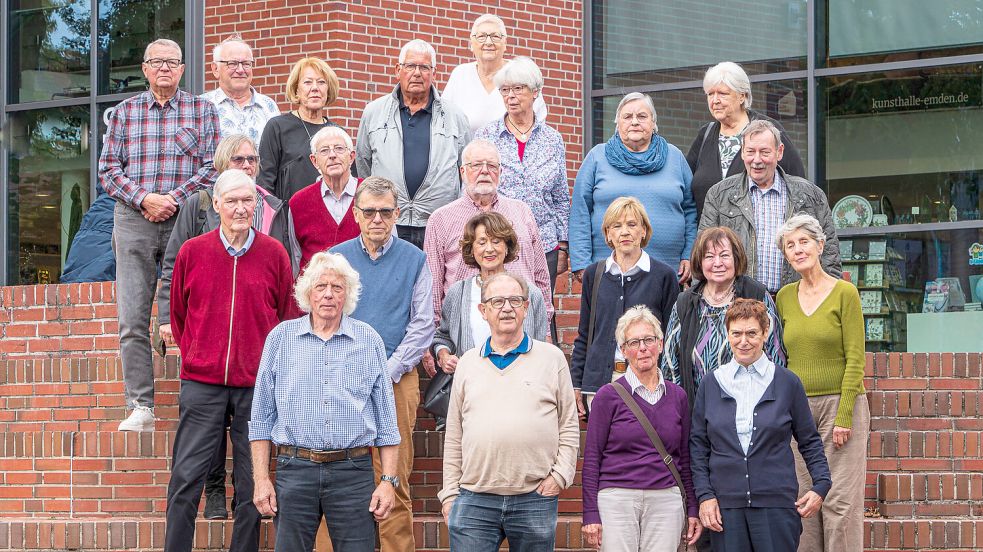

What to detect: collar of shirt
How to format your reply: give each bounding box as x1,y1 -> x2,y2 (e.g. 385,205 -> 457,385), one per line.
605,251 -> 651,276
208,86 -> 261,108
624,368 -> 666,403
467,192 -> 499,211
480,333 -> 531,369
488,114 -> 544,140
142,88 -> 185,111
747,170 -> 785,197
219,227 -> 256,257
359,233 -> 395,257
320,176 -> 358,202
728,353 -> 775,381
396,86 -> 435,114
295,313 -> 357,340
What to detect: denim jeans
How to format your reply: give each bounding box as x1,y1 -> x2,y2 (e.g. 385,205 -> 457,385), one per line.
272,453 -> 376,552
448,489 -> 559,551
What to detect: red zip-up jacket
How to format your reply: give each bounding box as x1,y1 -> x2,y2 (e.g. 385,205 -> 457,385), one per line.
170,229 -> 296,387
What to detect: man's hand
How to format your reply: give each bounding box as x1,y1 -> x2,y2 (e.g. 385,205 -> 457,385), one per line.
437,349 -> 459,375
699,498 -> 723,532
369,481 -> 396,521
832,425 -> 852,448
678,260 -> 692,285
557,246 -> 570,275
422,350 -> 436,377
159,323 -> 175,347
141,193 -> 178,222
582,523 -> 602,549
574,389 -> 587,421
573,269 -> 584,283
536,474 -> 561,497
686,516 -> 703,544
796,490 -> 823,518
253,477 -> 277,517
441,498 -> 454,526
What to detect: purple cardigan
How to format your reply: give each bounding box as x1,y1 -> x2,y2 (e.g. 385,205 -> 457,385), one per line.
582,377 -> 698,525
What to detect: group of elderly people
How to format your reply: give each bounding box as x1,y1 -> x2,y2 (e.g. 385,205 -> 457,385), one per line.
97,12 -> 869,552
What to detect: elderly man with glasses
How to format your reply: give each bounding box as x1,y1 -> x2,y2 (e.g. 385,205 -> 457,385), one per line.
99,37 -> 220,432
201,34 -> 279,144
439,272 -> 579,551
355,38 -> 471,250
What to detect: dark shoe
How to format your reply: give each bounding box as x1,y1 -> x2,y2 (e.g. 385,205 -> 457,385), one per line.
204,491 -> 228,520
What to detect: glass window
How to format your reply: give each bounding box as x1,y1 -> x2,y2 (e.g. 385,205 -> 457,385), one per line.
97,0 -> 185,94
591,0 -> 807,89
5,106 -> 91,285
825,0 -> 983,67
7,0 -> 92,104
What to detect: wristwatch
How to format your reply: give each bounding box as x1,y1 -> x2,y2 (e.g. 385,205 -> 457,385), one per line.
381,474 -> 400,488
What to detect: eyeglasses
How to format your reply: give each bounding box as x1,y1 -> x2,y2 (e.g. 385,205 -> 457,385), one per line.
144,58 -> 183,69
463,161 -> 501,173
222,197 -> 257,208
498,85 -> 529,97
355,206 -> 396,220
230,155 -> 260,165
472,32 -> 505,43
316,145 -> 350,157
217,59 -> 254,70
483,296 -> 527,309
400,63 -> 433,74
728,329 -> 762,340
623,336 -> 661,351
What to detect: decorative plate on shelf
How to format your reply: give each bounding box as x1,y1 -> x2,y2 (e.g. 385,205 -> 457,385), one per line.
833,195 -> 874,229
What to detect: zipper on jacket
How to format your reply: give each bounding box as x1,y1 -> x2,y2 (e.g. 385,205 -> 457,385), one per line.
224,256 -> 238,385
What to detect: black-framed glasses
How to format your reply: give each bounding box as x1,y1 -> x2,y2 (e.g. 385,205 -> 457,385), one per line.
498,85 -> 529,97
400,63 -> 433,74
355,206 -> 396,220
484,296 -> 527,310
316,145 -> 350,157
472,32 -> 505,43
623,336 -> 661,351
230,155 -> 260,165
218,59 -> 254,70
144,58 -> 183,69
463,161 -> 501,173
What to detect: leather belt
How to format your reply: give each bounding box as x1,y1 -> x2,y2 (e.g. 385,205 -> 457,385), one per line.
614,360 -> 628,374
275,445 -> 371,464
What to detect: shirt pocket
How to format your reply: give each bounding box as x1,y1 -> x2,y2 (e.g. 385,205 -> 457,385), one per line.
174,127 -> 201,157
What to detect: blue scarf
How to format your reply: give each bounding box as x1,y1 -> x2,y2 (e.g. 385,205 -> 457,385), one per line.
604,132 -> 669,175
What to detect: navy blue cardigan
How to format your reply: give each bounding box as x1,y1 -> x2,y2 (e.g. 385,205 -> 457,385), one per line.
570,259 -> 679,392
689,362 -> 831,509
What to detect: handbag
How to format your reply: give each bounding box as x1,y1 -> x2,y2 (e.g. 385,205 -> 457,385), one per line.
612,383 -> 692,551
422,369 -> 453,418
581,262 -> 607,418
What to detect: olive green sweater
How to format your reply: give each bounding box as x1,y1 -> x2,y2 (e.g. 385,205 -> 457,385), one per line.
776,279 -> 866,428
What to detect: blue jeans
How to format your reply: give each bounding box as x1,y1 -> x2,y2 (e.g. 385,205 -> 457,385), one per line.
272,453 -> 376,552
448,489 -> 559,551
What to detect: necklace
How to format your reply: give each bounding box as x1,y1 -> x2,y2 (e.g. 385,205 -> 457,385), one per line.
702,283 -> 735,307
294,110 -> 324,140
506,115 -> 534,141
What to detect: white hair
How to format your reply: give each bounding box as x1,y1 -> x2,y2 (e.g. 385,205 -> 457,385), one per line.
492,56 -> 543,93
212,169 -> 256,199
461,138 -> 500,164
309,126 -> 353,154
615,305 -> 664,347
703,61 -> 752,109
614,92 -> 659,133
471,14 -> 507,36
144,38 -> 182,61
212,33 -> 252,64
293,252 -> 362,315
775,213 -> 827,250
399,39 -> 437,67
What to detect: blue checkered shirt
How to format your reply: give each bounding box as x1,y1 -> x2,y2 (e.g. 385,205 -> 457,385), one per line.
249,314 -> 401,450
748,173 -> 787,292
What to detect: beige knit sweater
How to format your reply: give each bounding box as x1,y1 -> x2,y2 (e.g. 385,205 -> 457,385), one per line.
438,340 -> 580,503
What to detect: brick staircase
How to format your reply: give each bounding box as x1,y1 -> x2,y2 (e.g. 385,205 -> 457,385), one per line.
1,282 -> 981,551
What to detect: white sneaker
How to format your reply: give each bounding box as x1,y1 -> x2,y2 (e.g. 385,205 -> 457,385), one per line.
118,406 -> 155,432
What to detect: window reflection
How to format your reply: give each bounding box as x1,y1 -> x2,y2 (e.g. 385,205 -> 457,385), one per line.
7,0 -> 91,104
97,0 -> 185,94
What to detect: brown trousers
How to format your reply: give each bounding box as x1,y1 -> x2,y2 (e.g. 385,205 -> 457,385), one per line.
792,393 -> 870,552
373,367 -> 419,552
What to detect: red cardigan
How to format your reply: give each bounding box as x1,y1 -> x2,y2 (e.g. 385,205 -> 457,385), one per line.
170,229 -> 296,387
289,180 -> 361,274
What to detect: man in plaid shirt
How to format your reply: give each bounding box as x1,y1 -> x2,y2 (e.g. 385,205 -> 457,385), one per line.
98,38 -> 220,432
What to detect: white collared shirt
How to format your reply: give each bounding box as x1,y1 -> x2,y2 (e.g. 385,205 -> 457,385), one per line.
715,354 -> 776,454
201,87 -> 279,144
624,367 -> 666,405
320,176 -> 358,225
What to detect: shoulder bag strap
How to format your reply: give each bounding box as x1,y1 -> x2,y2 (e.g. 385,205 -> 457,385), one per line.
585,261 -> 606,350
197,189 -> 210,234
612,383 -> 688,513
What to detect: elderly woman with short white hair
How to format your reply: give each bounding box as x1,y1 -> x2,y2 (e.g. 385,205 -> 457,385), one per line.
443,13 -> 548,133
570,92 -> 697,284
250,251 -> 401,552
687,61 -> 805,219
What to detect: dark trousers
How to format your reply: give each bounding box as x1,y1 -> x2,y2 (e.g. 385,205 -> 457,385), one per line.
164,380 -> 259,552
545,248 -> 559,344
272,453 -> 377,552
709,507 -> 801,552
204,409 -> 232,497
396,225 -> 426,250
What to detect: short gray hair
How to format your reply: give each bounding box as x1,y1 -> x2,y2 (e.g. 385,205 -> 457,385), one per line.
743,119 -> 781,149
212,168 -> 256,199
493,56 -> 543,93
480,272 -> 529,302
293,252 -> 362,315
354,176 -> 398,207
462,138 -> 500,164
399,39 -> 437,67
615,305 -> 664,347
212,33 -> 251,64
703,61 -> 752,109
775,213 -> 827,250
471,14 -> 507,36
614,92 -> 658,133
144,38 -> 182,61
309,126 -> 353,154
214,134 -> 257,173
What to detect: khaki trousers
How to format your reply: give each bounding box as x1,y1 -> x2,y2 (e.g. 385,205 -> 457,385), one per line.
373,367 -> 419,552
597,487 -> 685,552
792,394 -> 870,552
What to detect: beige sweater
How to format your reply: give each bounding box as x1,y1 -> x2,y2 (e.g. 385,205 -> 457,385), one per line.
438,340 -> 580,503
